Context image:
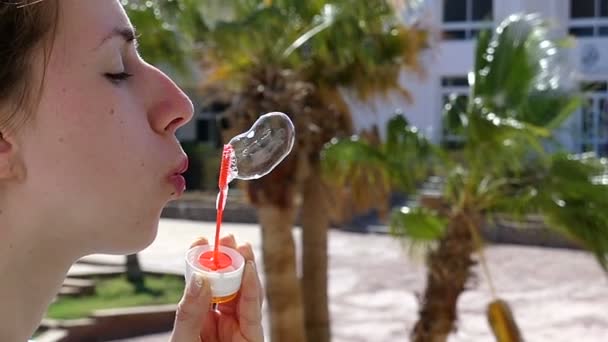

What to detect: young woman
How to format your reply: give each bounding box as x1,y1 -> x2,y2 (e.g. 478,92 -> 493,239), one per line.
0,1 -> 263,341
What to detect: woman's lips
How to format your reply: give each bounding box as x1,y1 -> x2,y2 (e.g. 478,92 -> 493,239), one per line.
168,157 -> 188,195
173,157 -> 189,174
168,174 -> 186,195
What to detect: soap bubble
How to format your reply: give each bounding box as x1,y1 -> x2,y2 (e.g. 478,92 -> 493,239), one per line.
227,112 -> 295,182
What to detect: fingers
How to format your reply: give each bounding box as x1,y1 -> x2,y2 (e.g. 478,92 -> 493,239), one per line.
237,261 -> 264,341
190,237 -> 209,249
170,273 -> 212,342
220,234 -> 237,249
190,234 -> 237,249
237,244 -> 264,308
218,243 -> 262,316
237,243 -> 255,262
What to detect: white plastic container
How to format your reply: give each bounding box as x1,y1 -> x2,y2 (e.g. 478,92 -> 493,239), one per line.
185,245 -> 245,303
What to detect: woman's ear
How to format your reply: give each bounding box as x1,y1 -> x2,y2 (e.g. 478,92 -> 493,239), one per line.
0,131 -> 24,181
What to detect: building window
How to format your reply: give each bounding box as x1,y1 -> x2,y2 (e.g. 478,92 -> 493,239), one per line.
196,116 -> 223,148
441,76 -> 469,147
580,81 -> 608,156
442,0 -> 493,40
196,119 -> 211,142
196,112 -> 223,148
569,0 -> 608,37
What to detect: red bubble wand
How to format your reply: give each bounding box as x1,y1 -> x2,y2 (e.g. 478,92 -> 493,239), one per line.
198,144 -> 234,271
213,144 -> 233,266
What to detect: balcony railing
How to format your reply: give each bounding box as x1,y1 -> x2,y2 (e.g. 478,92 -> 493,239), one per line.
569,18 -> 608,37
442,21 -> 494,40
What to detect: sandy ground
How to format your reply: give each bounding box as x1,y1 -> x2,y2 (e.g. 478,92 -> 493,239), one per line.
90,219 -> 608,342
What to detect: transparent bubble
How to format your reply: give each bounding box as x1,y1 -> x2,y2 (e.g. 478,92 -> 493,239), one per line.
226,112 -> 295,182
494,13 -> 577,93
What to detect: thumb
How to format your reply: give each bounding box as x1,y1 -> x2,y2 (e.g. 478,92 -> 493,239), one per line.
170,272 -> 212,342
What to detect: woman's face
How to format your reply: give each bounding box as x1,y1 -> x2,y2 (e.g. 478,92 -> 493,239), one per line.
11,0 -> 193,255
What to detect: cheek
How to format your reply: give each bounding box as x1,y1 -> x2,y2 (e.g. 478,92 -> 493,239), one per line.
36,58 -> 158,178
28,86 -> 152,191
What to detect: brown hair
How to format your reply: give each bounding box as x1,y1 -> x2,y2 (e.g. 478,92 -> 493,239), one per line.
0,0 -> 59,133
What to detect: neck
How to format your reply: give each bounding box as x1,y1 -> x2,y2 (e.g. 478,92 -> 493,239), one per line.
0,219 -> 78,341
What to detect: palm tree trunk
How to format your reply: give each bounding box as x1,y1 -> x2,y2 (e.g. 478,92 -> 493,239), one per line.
258,205 -> 307,342
126,254 -> 146,293
411,211 -> 476,342
300,168 -> 330,342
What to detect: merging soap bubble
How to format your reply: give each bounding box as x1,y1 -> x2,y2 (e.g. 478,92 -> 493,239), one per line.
227,112 -> 295,182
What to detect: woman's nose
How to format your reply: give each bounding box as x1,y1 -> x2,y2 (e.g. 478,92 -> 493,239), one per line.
145,66 -> 194,135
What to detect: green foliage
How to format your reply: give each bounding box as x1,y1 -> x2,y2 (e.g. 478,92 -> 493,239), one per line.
321,135 -> 392,214
322,136 -> 388,183
122,0 -> 205,79
123,0 -> 426,95
322,115 -> 437,194
521,154 -> 608,268
46,275 -> 184,320
383,115 -> 439,190
390,206 -> 447,241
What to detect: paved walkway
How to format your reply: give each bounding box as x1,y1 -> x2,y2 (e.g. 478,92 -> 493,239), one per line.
81,219 -> 608,342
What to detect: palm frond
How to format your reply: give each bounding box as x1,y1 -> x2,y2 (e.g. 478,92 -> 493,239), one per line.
390,206 -> 447,241
491,153 -> 608,270
322,115 -> 437,216
383,116 -> 439,191
470,13 -> 580,127
321,135 -> 392,214
536,154 -> 608,269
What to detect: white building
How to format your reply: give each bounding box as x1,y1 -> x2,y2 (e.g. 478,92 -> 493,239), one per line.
346,0 -> 608,155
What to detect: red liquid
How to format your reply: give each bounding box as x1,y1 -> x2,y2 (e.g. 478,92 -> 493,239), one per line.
211,145 -> 233,268
198,251 -> 232,270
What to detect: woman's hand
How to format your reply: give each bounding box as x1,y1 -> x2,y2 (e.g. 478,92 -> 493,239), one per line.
170,235 -> 264,342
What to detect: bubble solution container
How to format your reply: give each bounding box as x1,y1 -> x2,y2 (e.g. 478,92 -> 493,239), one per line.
185,245 -> 245,303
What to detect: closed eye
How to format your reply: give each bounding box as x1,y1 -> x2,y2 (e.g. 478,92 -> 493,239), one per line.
104,72 -> 133,84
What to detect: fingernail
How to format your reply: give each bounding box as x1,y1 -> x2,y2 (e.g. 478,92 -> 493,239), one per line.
247,260 -> 256,272
188,272 -> 205,297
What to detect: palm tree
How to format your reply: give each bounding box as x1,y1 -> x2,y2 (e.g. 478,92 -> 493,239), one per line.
123,1 -> 427,340
323,13 -> 608,342
125,254 -> 146,292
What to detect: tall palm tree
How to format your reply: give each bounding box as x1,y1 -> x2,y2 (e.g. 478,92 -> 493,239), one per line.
123,1 -> 427,340
323,13 -> 608,342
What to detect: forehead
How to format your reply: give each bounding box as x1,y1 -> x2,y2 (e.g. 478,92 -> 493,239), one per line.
55,0 -> 131,50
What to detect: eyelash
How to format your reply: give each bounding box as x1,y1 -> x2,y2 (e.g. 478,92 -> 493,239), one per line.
105,72 -> 133,84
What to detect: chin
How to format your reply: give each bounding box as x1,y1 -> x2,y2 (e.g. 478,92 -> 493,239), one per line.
102,219 -> 160,255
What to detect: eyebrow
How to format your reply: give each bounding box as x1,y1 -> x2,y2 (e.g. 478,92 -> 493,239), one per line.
95,27 -> 138,50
